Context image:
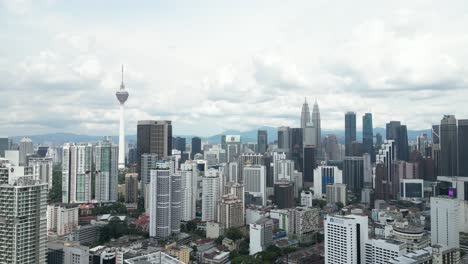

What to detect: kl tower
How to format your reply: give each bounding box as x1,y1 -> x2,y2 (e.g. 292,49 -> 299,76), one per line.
116,65 -> 129,170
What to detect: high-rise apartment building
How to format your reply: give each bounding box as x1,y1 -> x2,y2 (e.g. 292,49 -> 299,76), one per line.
362,113 -> 375,162
62,143 -> 93,203
326,183 -> 347,206
149,162 -> 182,239
0,159 -> 48,264
180,162 -> 198,221
94,140 -> 118,203
28,157 -> 53,189
217,194 -> 244,229
47,204 -> 79,236
257,130 -> 268,153
137,120 -> 172,173
345,112 -> 357,156
324,214 -> 368,264
201,169 -> 221,222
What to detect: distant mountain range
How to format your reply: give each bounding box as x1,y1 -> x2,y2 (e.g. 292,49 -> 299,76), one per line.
10,126 -> 432,145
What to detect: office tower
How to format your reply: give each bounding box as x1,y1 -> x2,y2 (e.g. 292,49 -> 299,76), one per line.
220,135 -> 227,150
349,141 -> 363,157
36,146 -> 49,157
249,218 -> 274,255
277,126 -> 290,152
47,239 -> 89,264
201,169 -> 221,222
363,153 -> 372,187
19,137 -> 33,166
94,140 -> 118,203
274,180 -> 295,209
0,159 -> 48,264
417,133 -> 429,157
47,204 -> 79,236
290,128 -> 303,171
300,190 -> 313,207
323,134 -> 340,161
149,162 -> 182,238
326,183 -> 347,205
137,120 -> 172,173
29,157 -> 53,189
225,135 -> 241,162
172,137 -> 186,152
125,173 -> 138,204
303,145 -> 316,187
392,161 -> 420,197
362,113 -> 375,162
374,163 -> 386,200
432,125 -> 440,144
263,155 -> 274,188
313,165 -> 343,197
300,98 -> 311,129
257,130 -> 268,153
243,165 -> 266,206
115,66 -> 129,170
386,121 -> 409,161
440,115 -> 458,176
181,163 -> 197,221
343,156 -> 364,193
345,112 -> 356,156
217,194 -> 244,229
375,133 -> 383,149
376,140 -> 397,200
239,153 -> 264,182
274,159 -> 294,182
0,137 -> 8,157
458,120 -> 468,176
62,143 -> 93,204
431,197 -> 460,250
312,100 -> 321,151
191,136 -> 202,159
227,161 -> 239,183
325,214 -> 368,264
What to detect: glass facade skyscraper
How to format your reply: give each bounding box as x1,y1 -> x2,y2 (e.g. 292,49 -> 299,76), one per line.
345,112 -> 356,157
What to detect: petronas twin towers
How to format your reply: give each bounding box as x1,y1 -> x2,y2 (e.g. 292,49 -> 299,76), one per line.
301,98 -> 321,150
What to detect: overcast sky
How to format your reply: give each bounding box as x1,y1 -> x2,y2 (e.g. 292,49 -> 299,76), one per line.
1,0 -> 467,137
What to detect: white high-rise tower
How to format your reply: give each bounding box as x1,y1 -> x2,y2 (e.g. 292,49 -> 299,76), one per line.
116,65 -> 129,170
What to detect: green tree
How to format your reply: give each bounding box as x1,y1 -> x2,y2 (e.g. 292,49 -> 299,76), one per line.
215,235 -> 225,245
225,227 -> 243,241
232,255 -> 261,264
186,220 -> 197,232
335,201 -> 345,209
312,199 -> 327,209
48,168 -> 62,203
238,239 -> 250,255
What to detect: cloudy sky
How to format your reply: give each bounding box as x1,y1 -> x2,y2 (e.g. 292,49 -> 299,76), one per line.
1,0 -> 467,137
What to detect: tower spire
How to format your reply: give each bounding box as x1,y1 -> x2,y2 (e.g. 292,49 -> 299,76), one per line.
120,65 -> 125,90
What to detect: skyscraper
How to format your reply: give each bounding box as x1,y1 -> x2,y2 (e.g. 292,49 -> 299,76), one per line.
432,125 -> 440,144
312,100 -> 321,151
172,137 -> 186,152
303,145 -> 316,187
323,134 -> 340,161
243,165 -> 266,206
274,180 -> 295,209
362,113 -> 374,162
29,157 -> 53,189
345,112 -> 356,156
343,156 -> 364,193
217,194 -> 244,229
289,128 -> 303,171
94,139 -> 118,203
191,137 -> 202,159
0,159 -> 48,264
376,140 -> 397,200
62,143 -> 93,204
440,115 -> 458,176
137,120 -> 172,173
431,197 -> 460,250
0,137 -> 8,157
386,121 -> 409,161
225,135 -> 241,162
201,169 -> 221,222
300,98 -> 311,129
125,173 -> 138,205
149,162 -> 182,239
459,120 -> 468,176
115,66 -> 129,170
324,214 -> 368,264
257,130 -> 268,153
277,126 -> 290,152
181,163 -> 198,221
19,137 -> 33,166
